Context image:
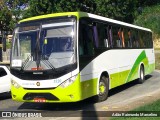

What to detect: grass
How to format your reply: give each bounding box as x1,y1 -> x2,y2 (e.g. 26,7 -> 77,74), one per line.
111,99 -> 160,120
132,100 -> 160,111
134,5 -> 160,39
155,53 -> 160,70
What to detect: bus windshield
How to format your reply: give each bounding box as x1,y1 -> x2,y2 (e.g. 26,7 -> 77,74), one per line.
11,18 -> 76,71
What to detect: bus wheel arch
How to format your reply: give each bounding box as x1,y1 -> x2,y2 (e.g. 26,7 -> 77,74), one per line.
96,71 -> 109,102
138,63 -> 145,84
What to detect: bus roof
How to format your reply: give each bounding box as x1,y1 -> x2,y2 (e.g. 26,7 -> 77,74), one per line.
19,12 -> 151,32
19,12 -> 88,23
87,13 -> 151,32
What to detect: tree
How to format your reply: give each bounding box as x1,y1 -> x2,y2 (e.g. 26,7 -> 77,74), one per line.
0,0 -> 28,33
23,0 -> 97,18
6,0 -> 28,30
94,0 -> 138,23
2,0 -> 159,34
138,0 -> 160,7
23,0 -> 62,18
0,0 -> 12,33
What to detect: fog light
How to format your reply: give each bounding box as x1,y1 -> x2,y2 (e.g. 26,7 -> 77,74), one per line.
12,95 -> 16,98
69,94 -> 74,99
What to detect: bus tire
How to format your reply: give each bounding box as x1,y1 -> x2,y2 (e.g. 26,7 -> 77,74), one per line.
96,75 -> 109,102
138,65 -> 145,84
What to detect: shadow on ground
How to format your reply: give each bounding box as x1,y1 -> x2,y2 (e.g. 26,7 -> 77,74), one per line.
0,92 -> 11,100
109,75 -> 152,97
17,75 -> 152,118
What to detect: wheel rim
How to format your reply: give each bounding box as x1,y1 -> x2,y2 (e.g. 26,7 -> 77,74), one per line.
99,82 -> 106,95
140,68 -> 144,80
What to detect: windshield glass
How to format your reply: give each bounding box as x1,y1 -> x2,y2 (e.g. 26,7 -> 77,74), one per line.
11,18 -> 76,71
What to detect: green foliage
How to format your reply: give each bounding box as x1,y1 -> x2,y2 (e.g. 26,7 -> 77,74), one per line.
0,0 -> 28,32
138,0 -> 160,7
133,99 -> 160,111
134,5 -> 160,38
6,40 -> 11,49
23,0 -> 138,23
0,0 -> 12,31
94,0 -> 138,23
22,1 -> 77,18
1,0 -> 160,32
23,0 -> 96,18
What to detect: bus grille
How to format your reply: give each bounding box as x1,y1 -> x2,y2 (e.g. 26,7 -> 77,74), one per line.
23,93 -> 59,101
23,87 -> 56,90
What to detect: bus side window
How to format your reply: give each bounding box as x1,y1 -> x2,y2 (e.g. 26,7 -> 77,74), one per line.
93,23 -> 99,48
136,31 -> 140,48
117,27 -> 122,47
116,27 -> 126,48
112,26 -> 120,48
128,29 -> 132,48
87,27 -> 94,55
104,27 -> 109,48
139,31 -> 145,47
149,32 -> 153,48
107,25 -> 113,48
121,28 -> 125,48
95,22 -> 111,48
132,30 -> 139,48
144,32 -> 149,47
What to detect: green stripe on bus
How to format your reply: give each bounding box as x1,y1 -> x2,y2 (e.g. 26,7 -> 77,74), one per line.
125,50 -> 149,83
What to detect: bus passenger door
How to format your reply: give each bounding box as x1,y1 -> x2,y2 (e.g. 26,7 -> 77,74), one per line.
79,21 -> 95,70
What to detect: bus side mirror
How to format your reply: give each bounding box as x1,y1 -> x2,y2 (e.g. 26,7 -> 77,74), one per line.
2,37 -> 6,52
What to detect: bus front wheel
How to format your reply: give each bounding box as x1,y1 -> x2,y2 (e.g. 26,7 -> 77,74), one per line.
97,75 -> 109,102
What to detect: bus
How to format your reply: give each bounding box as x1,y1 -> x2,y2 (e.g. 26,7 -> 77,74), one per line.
10,12 -> 155,103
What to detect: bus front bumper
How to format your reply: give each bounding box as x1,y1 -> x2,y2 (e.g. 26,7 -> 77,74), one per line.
11,78 -> 82,103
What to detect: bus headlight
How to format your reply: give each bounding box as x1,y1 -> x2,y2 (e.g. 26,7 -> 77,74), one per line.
11,80 -> 20,89
60,75 -> 77,88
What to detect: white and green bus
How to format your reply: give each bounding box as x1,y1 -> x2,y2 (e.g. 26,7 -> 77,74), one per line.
10,12 -> 155,103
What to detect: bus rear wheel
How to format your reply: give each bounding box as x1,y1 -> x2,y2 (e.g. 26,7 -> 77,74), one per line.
138,65 -> 145,84
96,75 -> 109,102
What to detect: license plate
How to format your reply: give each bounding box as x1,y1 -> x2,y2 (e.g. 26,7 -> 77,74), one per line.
34,98 -> 46,102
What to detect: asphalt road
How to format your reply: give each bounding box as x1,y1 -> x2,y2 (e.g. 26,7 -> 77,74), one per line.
0,71 -> 160,120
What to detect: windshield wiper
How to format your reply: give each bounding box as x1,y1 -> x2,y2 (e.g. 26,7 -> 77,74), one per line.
34,23 -> 42,69
21,54 -> 31,71
41,60 -> 56,71
41,54 -> 56,71
33,24 -> 56,71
